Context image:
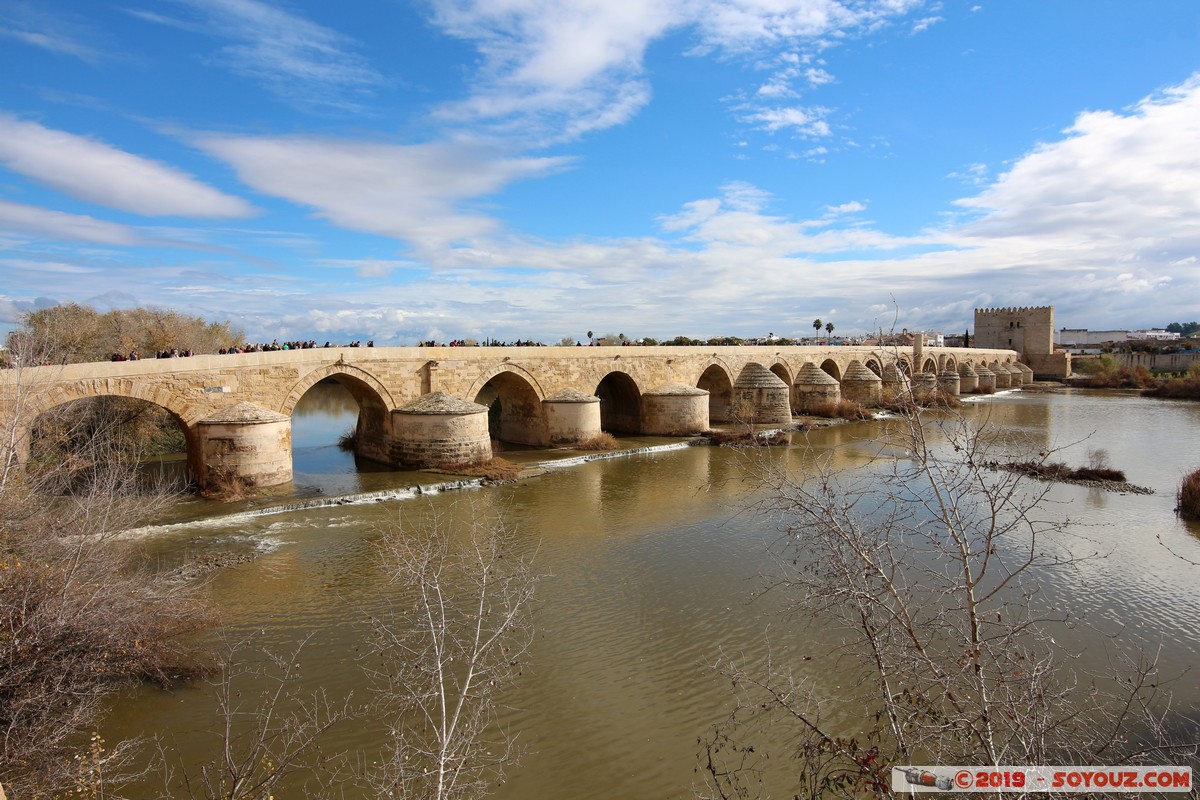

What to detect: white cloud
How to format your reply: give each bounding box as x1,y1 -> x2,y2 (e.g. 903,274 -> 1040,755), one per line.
757,78 -> 797,98
911,16 -> 943,34
197,135 -> 573,251
415,74 -> 1200,337
0,200 -> 146,245
805,67 -> 834,86
0,2 -> 105,62
0,116 -> 255,218
0,25 -> 98,60
428,0 -> 672,142
135,0 -> 382,110
426,0 -> 929,142
280,306 -> 409,335
947,162 -> 988,186
754,59 -> 831,99
0,258 -> 100,274
826,200 -> 866,215
954,75 -> 1200,268
318,258 -> 421,278
741,105 -> 832,136
689,0 -> 923,54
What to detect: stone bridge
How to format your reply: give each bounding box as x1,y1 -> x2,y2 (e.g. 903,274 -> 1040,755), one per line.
0,343 -> 1023,489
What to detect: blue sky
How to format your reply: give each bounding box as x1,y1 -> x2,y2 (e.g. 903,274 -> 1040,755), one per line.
2,0 -> 1198,345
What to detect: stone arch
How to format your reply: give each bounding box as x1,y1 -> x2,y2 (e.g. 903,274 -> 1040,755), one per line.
282,363 -> 395,416
464,363 -> 546,405
768,362 -> 793,387
696,363 -> 734,423
473,370 -> 546,446
769,361 -> 796,416
921,357 -> 939,374
864,357 -> 883,377
939,354 -> 958,372
820,358 -> 842,382
594,370 -> 643,434
25,392 -> 198,483
27,376 -> 198,426
284,364 -> 395,465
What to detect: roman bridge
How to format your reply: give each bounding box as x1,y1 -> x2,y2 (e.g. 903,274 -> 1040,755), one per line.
0,343 -> 1024,490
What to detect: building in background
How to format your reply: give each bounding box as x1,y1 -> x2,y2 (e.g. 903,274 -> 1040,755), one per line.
1055,329 -> 1182,353
974,306 -> 1071,378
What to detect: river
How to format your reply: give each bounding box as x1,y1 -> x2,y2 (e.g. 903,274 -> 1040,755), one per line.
102,384 -> 1200,798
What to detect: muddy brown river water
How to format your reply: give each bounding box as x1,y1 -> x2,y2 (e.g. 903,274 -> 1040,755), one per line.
102,386 -> 1200,798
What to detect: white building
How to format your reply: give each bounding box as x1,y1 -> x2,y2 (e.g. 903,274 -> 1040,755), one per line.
1127,330 -> 1180,341
1055,328 -> 1180,353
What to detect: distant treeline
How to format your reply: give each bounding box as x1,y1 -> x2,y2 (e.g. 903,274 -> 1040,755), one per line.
5,303 -> 243,366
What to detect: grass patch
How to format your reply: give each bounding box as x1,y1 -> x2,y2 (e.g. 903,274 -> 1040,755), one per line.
573,433 -> 619,451
199,466 -> 253,502
1178,467 -> 1200,520
336,427 -> 357,451
878,387 -> 962,415
706,430 -> 789,447
806,399 -> 871,420
1000,461 -> 1126,483
437,457 -> 522,483
879,395 -> 920,415
923,389 -> 963,409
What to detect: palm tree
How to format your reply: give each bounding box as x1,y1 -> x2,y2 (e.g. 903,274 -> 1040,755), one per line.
813,318 -> 822,343
825,321 -> 835,341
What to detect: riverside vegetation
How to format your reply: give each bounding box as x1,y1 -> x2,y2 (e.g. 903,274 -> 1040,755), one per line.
1180,468 -> 1200,521
0,405 -> 212,796
1072,356 -> 1200,399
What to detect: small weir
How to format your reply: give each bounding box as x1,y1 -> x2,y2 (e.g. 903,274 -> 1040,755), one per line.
121,441 -> 707,537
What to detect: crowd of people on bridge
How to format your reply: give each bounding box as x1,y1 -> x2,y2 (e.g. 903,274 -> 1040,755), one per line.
419,338 -> 547,347
219,339 -> 374,354
110,348 -> 196,361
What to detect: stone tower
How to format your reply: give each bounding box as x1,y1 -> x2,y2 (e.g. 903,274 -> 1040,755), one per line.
973,306 -> 1070,378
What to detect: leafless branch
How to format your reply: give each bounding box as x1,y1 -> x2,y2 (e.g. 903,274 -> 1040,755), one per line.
364,499 -> 538,800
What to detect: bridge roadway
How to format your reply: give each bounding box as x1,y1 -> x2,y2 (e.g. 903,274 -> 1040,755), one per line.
0,343 -> 1021,490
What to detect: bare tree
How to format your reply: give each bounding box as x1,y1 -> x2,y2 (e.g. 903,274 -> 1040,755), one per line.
0,351 -> 212,797
699,413 -> 1197,799
166,633 -> 359,800
6,303 -> 244,364
365,500 -> 537,800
